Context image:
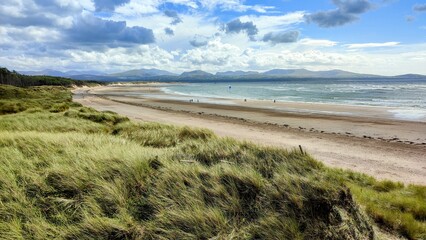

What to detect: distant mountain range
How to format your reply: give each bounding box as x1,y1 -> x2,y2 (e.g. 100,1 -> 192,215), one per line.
18,68 -> 426,82
109,69 -> 177,78
19,68 -> 177,82
216,70 -> 259,76
262,69 -> 378,78
20,69 -> 105,77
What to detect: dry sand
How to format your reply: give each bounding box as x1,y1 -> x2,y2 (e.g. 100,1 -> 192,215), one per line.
73,84 -> 426,185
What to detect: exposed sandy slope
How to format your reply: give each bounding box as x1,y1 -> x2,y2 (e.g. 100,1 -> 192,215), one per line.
73,86 -> 426,185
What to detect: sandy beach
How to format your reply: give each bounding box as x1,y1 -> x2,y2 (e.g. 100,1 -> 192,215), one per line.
73,84 -> 426,185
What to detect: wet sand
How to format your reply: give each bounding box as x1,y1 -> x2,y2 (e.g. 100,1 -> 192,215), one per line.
73,84 -> 426,185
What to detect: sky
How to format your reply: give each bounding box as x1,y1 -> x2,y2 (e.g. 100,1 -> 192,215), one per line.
1,0 -> 426,75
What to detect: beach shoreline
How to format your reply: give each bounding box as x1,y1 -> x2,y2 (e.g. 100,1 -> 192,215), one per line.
73,84 -> 426,185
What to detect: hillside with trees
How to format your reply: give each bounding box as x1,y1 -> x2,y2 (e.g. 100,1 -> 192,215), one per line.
0,67 -> 100,87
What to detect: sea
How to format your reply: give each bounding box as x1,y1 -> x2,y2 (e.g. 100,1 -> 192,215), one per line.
160,79 -> 426,121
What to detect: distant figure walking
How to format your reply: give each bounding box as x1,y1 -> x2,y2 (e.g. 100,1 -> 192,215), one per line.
273,99 -> 276,103
244,99 -> 247,102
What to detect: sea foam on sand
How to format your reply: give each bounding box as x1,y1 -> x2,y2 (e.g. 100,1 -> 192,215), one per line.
388,108 -> 426,121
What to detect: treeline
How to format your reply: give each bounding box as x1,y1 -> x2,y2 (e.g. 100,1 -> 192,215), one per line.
0,67 -> 101,87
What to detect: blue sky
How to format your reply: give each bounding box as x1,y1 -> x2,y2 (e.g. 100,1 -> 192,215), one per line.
1,0 -> 426,75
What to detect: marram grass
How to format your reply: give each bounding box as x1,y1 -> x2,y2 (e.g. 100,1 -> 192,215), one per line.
0,84 -> 425,239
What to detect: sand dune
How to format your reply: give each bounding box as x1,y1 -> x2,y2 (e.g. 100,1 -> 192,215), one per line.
73,85 -> 426,185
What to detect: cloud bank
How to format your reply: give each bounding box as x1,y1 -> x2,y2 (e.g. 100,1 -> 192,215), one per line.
0,0 -> 425,75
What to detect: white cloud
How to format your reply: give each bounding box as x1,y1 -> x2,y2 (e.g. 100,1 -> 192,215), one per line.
180,38 -> 248,71
67,45 -> 174,70
0,0 -> 33,17
247,50 -> 354,69
55,0 -> 95,12
345,41 -> 400,49
196,0 -> 274,12
0,54 -> 71,71
239,11 -> 305,33
167,0 -> 198,9
113,0 -> 274,17
108,10 -> 220,48
157,14 -> 220,50
3,39 -> 426,75
299,38 -> 338,47
114,0 -> 159,16
0,26 -> 61,43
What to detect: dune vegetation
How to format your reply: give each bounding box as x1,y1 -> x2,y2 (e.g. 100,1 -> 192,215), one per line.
0,84 -> 425,239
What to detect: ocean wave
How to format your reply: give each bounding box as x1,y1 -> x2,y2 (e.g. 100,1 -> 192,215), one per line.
161,81 -> 426,111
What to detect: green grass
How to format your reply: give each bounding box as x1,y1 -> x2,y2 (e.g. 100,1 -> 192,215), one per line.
329,170 -> 426,239
0,84 -> 425,239
0,85 -> 76,114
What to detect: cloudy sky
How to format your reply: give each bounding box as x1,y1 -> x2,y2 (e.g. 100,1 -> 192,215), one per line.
1,0 -> 426,75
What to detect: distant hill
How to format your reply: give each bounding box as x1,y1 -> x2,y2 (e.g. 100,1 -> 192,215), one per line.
216,71 -> 259,76
393,74 -> 426,79
110,68 -> 177,78
65,70 -> 105,76
180,70 -> 214,78
263,69 -> 378,78
264,69 -> 310,76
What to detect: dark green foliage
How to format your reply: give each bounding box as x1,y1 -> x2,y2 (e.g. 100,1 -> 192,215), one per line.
0,67 -> 100,87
